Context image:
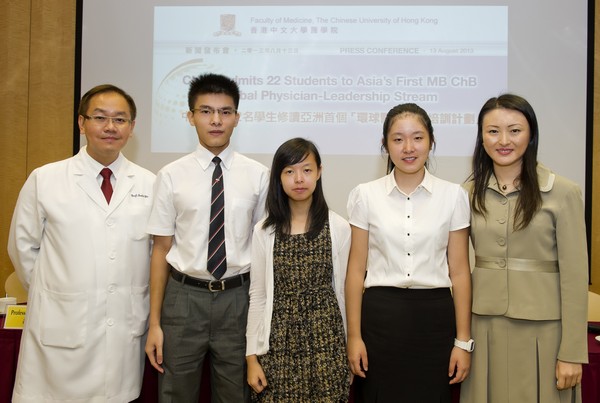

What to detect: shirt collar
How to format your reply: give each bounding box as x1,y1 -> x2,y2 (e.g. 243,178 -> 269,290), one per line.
384,168 -> 434,196
536,163 -> 555,192
486,162 -> 555,193
82,146 -> 124,177
194,144 -> 233,171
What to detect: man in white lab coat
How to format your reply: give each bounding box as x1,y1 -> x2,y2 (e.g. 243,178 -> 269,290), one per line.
8,84 -> 156,403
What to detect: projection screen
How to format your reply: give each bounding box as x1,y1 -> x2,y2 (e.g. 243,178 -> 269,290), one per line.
79,0 -> 589,215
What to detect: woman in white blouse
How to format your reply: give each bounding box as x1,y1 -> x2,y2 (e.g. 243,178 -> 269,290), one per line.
345,103 -> 472,402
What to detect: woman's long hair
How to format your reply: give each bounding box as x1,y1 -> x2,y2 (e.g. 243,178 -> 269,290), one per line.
263,138 -> 328,238
470,94 -> 541,230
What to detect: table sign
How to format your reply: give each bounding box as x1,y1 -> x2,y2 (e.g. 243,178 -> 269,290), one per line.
3,306 -> 26,329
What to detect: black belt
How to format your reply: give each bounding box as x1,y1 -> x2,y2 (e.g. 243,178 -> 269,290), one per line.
169,265 -> 249,292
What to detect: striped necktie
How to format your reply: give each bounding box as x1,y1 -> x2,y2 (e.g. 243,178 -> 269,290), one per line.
208,157 -> 226,279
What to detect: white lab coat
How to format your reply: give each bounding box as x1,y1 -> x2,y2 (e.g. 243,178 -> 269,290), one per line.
7,148 -> 155,403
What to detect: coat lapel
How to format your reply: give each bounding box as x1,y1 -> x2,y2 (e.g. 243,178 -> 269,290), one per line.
72,153 -> 109,211
107,159 -> 135,214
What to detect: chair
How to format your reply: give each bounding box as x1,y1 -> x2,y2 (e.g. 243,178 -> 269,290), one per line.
4,272 -> 28,304
588,291 -> 600,322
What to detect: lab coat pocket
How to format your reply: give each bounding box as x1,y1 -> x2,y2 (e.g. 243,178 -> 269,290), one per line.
130,285 -> 149,336
40,289 -> 88,348
129,207 -> 151,241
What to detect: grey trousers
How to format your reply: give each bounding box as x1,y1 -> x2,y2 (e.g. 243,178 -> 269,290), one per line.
158,275 -> 250,403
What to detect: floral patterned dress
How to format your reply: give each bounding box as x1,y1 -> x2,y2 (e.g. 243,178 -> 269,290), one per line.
252,222 -> 350,403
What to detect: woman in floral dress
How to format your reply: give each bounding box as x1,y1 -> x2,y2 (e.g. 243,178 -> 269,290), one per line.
246,138 -> 351,402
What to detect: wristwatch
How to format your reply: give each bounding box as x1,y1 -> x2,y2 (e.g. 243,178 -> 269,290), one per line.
454,338 -> 475,352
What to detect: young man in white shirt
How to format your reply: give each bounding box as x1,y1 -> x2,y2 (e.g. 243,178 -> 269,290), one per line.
145,73 -> 269,402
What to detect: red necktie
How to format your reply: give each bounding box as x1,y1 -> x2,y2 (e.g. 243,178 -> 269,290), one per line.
100,168 -> 113,204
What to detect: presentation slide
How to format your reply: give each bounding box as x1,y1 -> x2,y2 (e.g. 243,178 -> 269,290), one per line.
152,6 -> 507,156
80,1 -> 588,215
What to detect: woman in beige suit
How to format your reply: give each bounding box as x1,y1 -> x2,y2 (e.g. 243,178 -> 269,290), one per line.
460,94 -> 588,403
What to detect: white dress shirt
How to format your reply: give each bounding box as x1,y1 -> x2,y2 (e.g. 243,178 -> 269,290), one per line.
347,168 -> 470,289
147,145 -> 269,279
89,151 -> 122,190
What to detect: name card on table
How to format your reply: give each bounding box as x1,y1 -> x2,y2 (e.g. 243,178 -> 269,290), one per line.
3,305 -> 27,329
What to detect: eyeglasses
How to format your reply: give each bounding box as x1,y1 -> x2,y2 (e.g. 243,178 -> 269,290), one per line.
191,107 -> 238,118
82,115 -> 132,126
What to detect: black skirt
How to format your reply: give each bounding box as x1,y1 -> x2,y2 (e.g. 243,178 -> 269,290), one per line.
354,287 -> 455,403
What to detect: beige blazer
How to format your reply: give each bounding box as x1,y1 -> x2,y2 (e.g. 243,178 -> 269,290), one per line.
466,163 -> 589,363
